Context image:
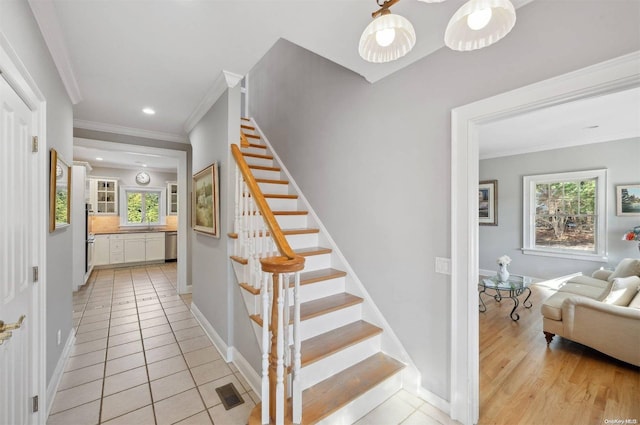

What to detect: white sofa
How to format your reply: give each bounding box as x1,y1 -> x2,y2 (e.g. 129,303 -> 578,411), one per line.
541,258 -> 640,366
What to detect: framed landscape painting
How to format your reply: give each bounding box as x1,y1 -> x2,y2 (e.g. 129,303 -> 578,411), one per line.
616,184 -> 640,216
479,180 -> 498,225
192,162 -> 220,237
49,148 -> 71,232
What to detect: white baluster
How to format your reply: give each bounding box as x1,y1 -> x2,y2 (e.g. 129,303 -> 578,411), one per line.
234,165 -> 240,256
261,272 -> 270,425
283,273 -> 291,372
247,197 -> 256,289
292,271 -> 302,424
276,274 -> 285,425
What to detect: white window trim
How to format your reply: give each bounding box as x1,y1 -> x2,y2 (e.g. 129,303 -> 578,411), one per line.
522,169 -> 607,262
119,185 -> 167,227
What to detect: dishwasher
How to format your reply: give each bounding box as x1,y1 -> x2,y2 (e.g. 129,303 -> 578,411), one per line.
165,231 -> 178,261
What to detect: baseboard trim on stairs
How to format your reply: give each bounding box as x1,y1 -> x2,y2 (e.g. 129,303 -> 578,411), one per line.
230,347 -> 261,397
191,302 -> 233,362
46,329 -> 76,418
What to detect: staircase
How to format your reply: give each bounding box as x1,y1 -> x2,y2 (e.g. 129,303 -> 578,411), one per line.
231,118 -> 412,424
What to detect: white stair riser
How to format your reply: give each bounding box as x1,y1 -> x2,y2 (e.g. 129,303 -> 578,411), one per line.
247,276 -> 346,312
243,156 -> 274,167
257,182 -> 289,194
316,373 -> 403,425
275,215 -> 307,228
297,304 -> 362,342
300,334 -> 382,391
299,253 -> 331,271
241,146 -> 268,155
249,168 -> 281,180
265,197 -> 299,210
284,233 -> 319,250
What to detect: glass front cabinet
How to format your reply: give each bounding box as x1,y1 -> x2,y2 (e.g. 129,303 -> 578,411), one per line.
90,178 -> 118,214
167,182 -> 178,215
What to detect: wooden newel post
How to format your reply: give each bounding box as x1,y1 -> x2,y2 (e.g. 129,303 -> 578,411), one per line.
260,256 -> 305,424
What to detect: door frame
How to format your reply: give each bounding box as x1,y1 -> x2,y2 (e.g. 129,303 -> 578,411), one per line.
0,32 -> 47,423
449,50 -> 640,425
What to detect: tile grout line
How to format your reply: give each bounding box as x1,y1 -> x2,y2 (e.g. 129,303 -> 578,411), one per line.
97,268 -> 119,425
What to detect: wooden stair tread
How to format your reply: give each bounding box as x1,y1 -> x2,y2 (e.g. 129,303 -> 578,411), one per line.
241,124 -> 255,130
241,117 -> 250,122
249,292 -> 362,326
228,228 -> 319,239
272,210 -> 308,215
299,268 -> 347,285
247,143 -> 267,150
238,268 -> 346,296
295,246 -> 332,256
249,164 -> 281,172
265,193 -> 298,199
243,152 -> 273,160
300,320 -> 382,367
256,178 -> 289,185
246,133 -> 260,139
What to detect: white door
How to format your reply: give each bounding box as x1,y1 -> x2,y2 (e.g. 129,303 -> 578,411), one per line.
0,75 -> 37,424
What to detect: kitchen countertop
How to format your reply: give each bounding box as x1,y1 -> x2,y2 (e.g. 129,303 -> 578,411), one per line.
94,228 -> 177,235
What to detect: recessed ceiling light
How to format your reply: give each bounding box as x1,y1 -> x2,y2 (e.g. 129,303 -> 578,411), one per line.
96,157 -> 103,161
142,164 -> 147,167
142,107 -> 156,115
585,125 -> 600,129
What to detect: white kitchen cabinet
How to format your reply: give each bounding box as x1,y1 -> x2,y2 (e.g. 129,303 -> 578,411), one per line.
94,235 -> 110,266
109,235 -> 124,264
90,178 -> 118,214
167,182 -> 178,215
145,233 -> 165,261
125,238 -> 146,263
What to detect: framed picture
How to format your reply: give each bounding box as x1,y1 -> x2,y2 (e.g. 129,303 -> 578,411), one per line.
616,184 -> 640,216
192,162 -> 220,237
49,148 -> 71,232
479,180 -> 498,225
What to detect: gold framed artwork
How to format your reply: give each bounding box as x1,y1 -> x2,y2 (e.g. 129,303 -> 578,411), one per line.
192,162 -> 220,237
479,180 -> 498,226
49,148 -> 71,232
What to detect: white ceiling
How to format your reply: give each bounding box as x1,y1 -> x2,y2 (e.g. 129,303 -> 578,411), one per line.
478,87 -> 640,159
32,0 -> 638,169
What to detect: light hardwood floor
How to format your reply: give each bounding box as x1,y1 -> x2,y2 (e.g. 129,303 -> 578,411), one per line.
479,283 -> 639,425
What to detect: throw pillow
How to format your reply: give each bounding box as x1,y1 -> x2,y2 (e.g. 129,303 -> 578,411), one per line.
602,275 -> 640,306
629,291 -> 640,310
607,258 -> 640,282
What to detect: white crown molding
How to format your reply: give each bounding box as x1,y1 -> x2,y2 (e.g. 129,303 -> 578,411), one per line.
28,0 -> 82,104
74,119 -> 187,144
184,70 -> 243,134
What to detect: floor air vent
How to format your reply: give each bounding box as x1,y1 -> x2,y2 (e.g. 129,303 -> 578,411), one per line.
216,383 -> 244,410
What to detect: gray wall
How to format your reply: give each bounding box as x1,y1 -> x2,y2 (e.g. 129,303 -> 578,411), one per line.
480,138 -> 640,278
1,1 -> 74,384
248,1 -> 640,399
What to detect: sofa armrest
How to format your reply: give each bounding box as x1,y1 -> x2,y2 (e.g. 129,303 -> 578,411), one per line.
591,269 -> 613,281
561,296 -> 640,366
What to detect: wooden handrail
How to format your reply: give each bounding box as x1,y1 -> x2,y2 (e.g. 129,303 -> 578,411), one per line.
231,143 -> 298,261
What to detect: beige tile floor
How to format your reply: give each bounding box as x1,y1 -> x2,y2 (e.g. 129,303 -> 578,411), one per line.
48,263 -> 457,425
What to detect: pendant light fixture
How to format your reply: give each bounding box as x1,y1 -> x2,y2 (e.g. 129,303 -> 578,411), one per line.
359,0 -> 416,63
444,0 -> 516,51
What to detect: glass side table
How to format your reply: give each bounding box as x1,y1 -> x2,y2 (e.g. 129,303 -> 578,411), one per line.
479,274 -> 533,321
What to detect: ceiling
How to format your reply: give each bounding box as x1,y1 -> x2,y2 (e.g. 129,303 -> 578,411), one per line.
32,1 -> 638,169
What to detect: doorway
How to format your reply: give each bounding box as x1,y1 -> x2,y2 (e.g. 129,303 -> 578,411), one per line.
449,52 -> 640,425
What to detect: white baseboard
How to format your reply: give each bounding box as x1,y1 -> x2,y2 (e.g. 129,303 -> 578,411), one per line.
190,302 -> 232,362
230,347 -> 261,396
417,386 -> 451,418
46,329 -> 76,418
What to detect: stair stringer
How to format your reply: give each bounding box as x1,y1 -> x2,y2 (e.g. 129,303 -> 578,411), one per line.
249,118 -> 422,395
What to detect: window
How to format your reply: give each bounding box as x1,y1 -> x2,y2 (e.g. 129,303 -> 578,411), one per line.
523,169 -> 607,261
120,187 -> 166,226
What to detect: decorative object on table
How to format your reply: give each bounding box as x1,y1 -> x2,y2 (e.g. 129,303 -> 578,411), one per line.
622,225 -> 640,252
616,184 -> 640,216
496,255 -> 511,282
49,148 -> 71,232
192,162 -> 220,237
479,180 -> 497,225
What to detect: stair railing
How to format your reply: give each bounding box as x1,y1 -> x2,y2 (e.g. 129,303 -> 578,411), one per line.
231,142 -> 305,425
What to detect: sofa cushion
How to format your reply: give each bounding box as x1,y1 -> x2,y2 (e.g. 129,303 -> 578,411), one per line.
629,291 -> 640,310
602,276 -> 640,306
558,282 -> 609,300
567,275 -> 611,289
591,269 -> 613,281
541,292 -> 577,321
607,258 -> 640,282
